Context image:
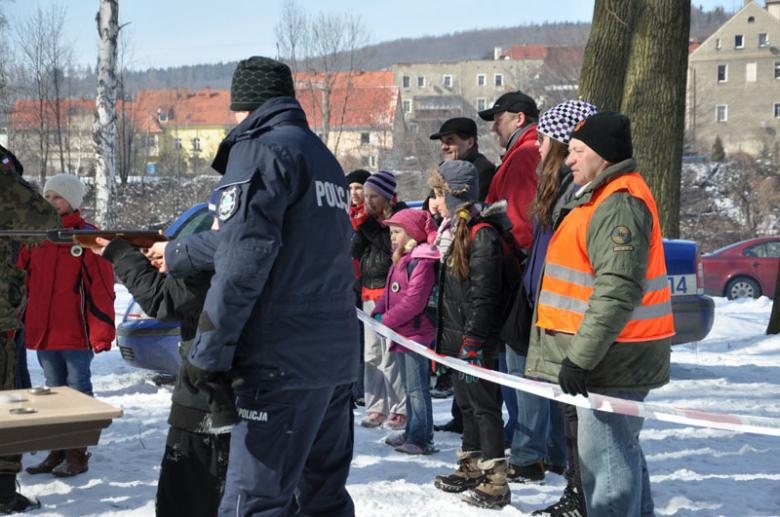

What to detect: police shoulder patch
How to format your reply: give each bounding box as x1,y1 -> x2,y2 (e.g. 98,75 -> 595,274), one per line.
218,186 -> 240,222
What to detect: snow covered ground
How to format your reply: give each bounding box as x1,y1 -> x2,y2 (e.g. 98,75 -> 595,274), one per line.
15,287 -> 780,516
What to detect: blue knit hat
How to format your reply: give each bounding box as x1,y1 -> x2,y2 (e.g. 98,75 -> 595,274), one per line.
364,170 -> 397,200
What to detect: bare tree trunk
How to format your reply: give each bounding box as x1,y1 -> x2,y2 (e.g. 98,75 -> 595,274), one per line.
768,260 -> 780,334
577,0 -> 640,111
621,0 -> 689,238
93,0 -> 118,229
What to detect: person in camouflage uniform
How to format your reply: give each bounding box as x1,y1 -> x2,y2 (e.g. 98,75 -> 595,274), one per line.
0,144 -> 61,513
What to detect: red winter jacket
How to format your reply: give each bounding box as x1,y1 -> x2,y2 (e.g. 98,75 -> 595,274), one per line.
485,124 -> 540,249
16,211 -> 116,352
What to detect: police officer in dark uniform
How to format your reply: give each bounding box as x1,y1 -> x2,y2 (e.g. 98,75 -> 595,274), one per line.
0,145 -> 61,513
147,57 -> 360,516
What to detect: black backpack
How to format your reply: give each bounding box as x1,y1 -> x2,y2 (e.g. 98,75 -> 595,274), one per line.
406,258 -> 440,330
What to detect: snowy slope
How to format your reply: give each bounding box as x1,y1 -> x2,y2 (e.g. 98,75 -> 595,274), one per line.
15,287 -> 780,516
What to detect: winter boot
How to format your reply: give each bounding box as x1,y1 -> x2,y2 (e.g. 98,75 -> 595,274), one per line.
25,450 -> 66,475
507,459 -> 545,484
462,458 -> 511,509
0,474 -> 40,514
434,449 -> 483,493
51,448 -> 91,477
532,483 -> 588,516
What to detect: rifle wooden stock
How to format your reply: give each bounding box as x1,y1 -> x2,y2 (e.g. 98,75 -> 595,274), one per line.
0,230 -> 169,248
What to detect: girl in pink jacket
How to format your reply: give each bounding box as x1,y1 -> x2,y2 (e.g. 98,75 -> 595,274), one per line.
372,209 -> 439,455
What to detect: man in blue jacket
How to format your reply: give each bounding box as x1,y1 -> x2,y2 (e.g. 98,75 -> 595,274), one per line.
148,56 -> 360,516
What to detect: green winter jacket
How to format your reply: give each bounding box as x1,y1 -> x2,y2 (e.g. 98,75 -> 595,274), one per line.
525,158 -> 671,392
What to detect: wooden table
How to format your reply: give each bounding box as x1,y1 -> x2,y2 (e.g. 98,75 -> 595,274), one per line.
0,386 -> 123,455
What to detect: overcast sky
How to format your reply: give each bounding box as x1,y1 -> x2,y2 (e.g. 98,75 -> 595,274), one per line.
3,0 -> 746,70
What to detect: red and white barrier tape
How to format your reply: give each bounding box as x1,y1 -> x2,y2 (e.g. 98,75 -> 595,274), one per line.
357,309 -> 780,437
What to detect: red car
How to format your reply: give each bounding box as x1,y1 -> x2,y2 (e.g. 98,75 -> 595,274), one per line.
702,237 -> 780,300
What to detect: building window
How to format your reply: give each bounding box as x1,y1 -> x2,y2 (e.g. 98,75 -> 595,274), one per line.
748,16 -> 755,23
477,74 -> 486,86
402,99 -> 412,113
443,75 -> 453,88
774,102 -> 780,118
192,138 -> 201,151
174,138 -> 182,149
369,155 -> 377,168
775,62 -> 780,79
494,73 -> 503,87
360,132 -> 370,145
717,64 -> 727,82
746,62 -> 757,82
158,110 -> 168,122
408,123 -> 418,133
360,156 -> 369,167
402,76 -> 410,88
735,34 -> 744,48
715,38 -> 721,49
476,97 -> 486,111
146,135 -> 156,147
759,33 -> 769,48
716,105 -> 728,123
417,76 -> 425,88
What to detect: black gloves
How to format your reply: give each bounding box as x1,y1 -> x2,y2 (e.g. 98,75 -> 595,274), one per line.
558,357 -> 589,397
181,359 -> 244,427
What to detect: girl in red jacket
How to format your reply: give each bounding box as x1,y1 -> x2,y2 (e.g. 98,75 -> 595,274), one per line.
16,173 -> 115,478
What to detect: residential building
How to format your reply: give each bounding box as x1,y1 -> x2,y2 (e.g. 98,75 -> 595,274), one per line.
687,0 -> 780,154
295,70 -> 401,172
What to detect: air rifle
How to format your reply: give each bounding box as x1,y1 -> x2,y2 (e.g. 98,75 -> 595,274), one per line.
0,229 -> 169,257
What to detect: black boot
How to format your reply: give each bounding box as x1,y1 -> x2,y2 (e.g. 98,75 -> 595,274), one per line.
0,474 -> 40,515
532,483 -> 588,516
433,418 -> 463,434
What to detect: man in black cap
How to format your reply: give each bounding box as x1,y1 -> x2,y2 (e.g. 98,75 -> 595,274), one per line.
147,56 -> 359,516
478,91 -> 540,250
430,117 -> 495,203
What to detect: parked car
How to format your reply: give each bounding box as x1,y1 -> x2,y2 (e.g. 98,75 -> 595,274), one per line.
117,203 -> 715,375
702,237 -> 780,300
116,203 -> 213,376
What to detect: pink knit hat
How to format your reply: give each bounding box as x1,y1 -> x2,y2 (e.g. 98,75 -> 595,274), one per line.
383,209 -> 438,244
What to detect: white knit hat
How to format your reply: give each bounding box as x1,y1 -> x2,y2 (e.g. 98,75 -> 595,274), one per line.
43,173 -> 84,210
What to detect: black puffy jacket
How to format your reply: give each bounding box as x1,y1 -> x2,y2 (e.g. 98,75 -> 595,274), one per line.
351,201 -> 409,290
435,201 -> 514,359
104,238 -> 218,433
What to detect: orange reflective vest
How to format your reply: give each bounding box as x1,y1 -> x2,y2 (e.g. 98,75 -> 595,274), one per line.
536,172 -> 675,342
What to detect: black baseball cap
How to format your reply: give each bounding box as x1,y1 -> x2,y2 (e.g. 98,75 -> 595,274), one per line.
429,117 -> 478,140
478,91 -> 540,121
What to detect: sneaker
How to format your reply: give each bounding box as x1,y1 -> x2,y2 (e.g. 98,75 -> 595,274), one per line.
360,413 -> 386,428
507,460 -> 545,484
544,462 -> 566,476
433,418 -> 463,434
395,442 -> 439,455
354,397 -> 366,407
384,433 -> 406,447
531,483 -> 587,516
382,414 -> 407,430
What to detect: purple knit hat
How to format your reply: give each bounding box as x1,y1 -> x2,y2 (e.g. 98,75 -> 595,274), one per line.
537,100 -> 598,145
364,170 -> 397,200
383,209 -> 438,244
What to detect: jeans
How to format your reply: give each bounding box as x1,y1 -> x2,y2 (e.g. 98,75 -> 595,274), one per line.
499,352 -> 516,443
505,347 -> 566,467
36,349 -> 94,397
397,352 -> 434,449
577,390 -> 654,517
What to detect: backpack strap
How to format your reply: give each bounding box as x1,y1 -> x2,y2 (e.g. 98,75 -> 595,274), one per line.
470,223 -> 509,258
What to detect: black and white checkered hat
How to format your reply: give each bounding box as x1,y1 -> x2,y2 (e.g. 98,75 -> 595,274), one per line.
537,100 -> 598,145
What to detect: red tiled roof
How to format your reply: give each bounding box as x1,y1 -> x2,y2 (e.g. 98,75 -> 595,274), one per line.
11,98 -> 99,130
297,85 -> 399,129
504,45 -> 548,60
132,88 -> 235,128
295,70 -> 393,89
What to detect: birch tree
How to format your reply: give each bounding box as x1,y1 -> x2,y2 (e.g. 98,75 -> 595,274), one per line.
93,0 -> 118,228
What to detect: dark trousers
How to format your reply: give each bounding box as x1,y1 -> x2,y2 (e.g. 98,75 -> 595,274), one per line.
220,383 -> 355,517
0,334 -> 22,481
156,426 -> 231,517
452,355 -> 505,460
559,401 -> 582,488
14,329 -> 30,390
352,294 -> 364,402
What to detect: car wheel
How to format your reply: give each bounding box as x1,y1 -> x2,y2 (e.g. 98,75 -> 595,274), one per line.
725,277 -> 761,300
